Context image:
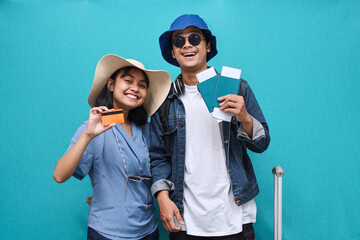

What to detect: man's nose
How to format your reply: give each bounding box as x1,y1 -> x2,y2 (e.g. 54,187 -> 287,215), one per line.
183,36 -> 192,47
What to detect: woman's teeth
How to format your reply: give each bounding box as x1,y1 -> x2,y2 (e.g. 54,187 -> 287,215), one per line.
126,94 -> 137,99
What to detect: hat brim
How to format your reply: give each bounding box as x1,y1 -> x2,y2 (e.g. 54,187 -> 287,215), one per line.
88,54 -> 171,116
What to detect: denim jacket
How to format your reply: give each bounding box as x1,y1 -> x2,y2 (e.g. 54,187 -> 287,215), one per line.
149,75 -> 270,214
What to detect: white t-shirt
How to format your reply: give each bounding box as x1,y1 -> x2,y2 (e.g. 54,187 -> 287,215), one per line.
179,84 -> 256,237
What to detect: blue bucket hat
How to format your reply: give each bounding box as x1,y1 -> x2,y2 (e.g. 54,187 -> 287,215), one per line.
159,14 -> 218,67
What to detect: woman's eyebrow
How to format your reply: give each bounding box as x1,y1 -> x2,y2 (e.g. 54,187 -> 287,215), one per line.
121,73 -> 135,78
139,79 -> 148,85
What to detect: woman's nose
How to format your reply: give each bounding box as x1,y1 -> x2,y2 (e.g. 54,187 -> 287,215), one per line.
129,84 -> 139,92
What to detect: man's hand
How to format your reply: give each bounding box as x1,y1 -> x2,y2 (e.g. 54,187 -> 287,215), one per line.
85,196 -> 92,205
157,190 -> 184,232
218,94 -> 253,138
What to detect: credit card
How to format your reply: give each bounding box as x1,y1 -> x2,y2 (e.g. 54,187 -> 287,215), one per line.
101,109 -> 124,125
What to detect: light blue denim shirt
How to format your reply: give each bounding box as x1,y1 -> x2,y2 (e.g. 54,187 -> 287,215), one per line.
68,121 -> 157,240
149,76 -> 270,214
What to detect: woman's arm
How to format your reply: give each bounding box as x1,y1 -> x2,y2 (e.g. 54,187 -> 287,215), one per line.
53,107 -> 114,183
53,130 -> 93,183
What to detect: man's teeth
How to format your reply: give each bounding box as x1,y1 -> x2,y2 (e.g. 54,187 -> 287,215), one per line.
184,53 -> 196,57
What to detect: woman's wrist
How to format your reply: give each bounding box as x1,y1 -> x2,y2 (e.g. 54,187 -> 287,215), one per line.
81,130 -> 95,142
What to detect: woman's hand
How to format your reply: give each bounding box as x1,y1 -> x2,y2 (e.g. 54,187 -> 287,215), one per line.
85,106 -> 115,138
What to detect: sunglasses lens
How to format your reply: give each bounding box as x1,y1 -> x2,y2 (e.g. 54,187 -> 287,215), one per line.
189,33 -> 202,46
173,36 -> 185,48
173,33 -> 203,48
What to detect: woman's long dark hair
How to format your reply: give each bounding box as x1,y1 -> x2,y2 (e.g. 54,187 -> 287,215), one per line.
95,66 -> 149,126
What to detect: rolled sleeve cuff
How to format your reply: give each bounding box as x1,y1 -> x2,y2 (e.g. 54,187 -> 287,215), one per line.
238,116 -> 265,140
72,166 -> 86,180
151,179 -> 175,197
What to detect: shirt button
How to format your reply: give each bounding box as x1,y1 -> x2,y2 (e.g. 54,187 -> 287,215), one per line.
179,149 -> 184,154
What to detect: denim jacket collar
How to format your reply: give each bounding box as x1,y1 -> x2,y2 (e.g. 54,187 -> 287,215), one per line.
168,74 -> 183,99
169,67 -> 219,99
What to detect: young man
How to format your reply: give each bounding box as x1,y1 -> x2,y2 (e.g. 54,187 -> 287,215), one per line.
149,14 -> 270,240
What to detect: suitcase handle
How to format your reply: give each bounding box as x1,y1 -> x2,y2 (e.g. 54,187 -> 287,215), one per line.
272,165 -> 284,240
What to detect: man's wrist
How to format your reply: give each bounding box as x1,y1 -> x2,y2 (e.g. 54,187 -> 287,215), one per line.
241,115 -> 253,138
242,114 -> 252,124
156,190 -> 170,200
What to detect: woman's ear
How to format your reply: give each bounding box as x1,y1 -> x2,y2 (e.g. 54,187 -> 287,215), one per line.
107,78 -> 114,92
172,49 -> 176,59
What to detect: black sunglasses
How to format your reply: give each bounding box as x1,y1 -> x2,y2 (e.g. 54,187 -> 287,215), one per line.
172,33 -> 204,48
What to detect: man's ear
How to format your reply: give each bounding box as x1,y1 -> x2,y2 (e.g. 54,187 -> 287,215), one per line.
107,78 -> 114,92
207,42 -> 211,53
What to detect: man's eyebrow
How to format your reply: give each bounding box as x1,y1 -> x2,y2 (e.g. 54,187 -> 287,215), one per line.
175,30 -> 201,36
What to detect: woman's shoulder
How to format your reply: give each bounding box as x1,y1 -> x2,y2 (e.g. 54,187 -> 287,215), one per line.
142,122 -> 150,133
141,122 -> 150,147
70,120 -> 88,140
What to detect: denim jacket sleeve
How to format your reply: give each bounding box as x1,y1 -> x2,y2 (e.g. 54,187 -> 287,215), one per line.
149,109 -> 175,197
237,80 -> 270,153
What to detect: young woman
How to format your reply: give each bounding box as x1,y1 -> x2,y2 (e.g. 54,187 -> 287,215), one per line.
53,54 -> 171,240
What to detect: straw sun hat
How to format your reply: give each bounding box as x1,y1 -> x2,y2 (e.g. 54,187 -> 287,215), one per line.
88,54 -> 171,116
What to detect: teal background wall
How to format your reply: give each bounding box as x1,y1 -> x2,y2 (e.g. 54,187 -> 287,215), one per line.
1,0 -> 359,239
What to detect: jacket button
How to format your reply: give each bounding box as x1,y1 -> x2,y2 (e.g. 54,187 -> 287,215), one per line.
179,149 -> 184,154
236,200 -> 241,204
179,178 -> 183,182
179,123 -> 184,127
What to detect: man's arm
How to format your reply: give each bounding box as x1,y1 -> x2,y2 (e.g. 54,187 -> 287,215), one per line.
149,110 -> 174,194
218,80 -> 270,153
149,110 -> 183,232
237,80 -> 270,153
